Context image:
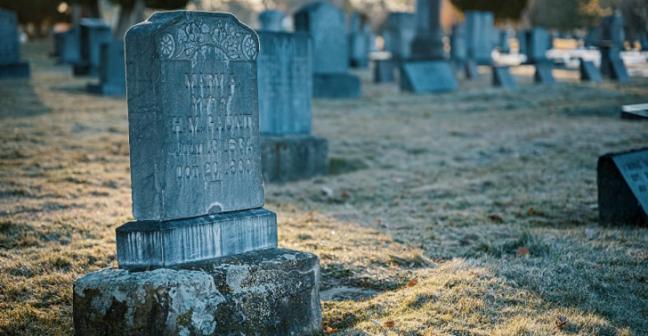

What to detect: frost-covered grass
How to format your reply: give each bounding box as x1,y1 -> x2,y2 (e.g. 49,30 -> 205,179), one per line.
1,41 -> 647,335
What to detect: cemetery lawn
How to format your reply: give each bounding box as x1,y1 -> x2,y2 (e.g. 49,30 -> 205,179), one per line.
1,41 -> 648,336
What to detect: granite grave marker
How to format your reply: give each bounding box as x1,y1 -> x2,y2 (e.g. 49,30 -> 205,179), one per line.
465,11 -> 494,65
534,61 -> 555,84
598,148 -> 648,226
73,18 -> 112,76
0,9 -> 30,78
295,2 -> 360,98
620,103 -> 648,120
381,12 -> 416,61
400,61 -> 458,93
73,12 -> 322,335
579,59 -> 602,83
87,40 -> 126,95
410,0 -> 444,60
373,57 -> 396,83
450,23 -> 467,63
258,10 -> 285,32
257,31 -> 328,182
492,65 -> 516,89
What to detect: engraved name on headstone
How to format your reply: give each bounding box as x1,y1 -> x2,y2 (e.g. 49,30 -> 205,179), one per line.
598,148 -> 648,226
400,61 -> 458,93
87,41 -> 126,96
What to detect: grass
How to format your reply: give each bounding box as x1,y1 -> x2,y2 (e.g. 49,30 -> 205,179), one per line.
0,41 -> 647,335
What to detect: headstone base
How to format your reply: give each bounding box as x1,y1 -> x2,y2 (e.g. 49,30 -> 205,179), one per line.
492,66 -> 516,89
73,63 -> 96,77
400,60 -> 458,93
86,83 -> 125,96
116,208 -> 278,270
579,59 -> 602,82
373,59 -> 395,83
74,248 -> 322,336
0,62 -> 30,78
261,134 -> 328,182
313,73 -> 361,98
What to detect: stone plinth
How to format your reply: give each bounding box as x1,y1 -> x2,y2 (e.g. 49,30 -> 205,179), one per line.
465,11 -> 494,65
492,66 -> 516,89
579,59 -> 602,82
410,0 -> 445,60
60,28 -> 81,65
525,28 -> 551,64
116,208 -> 278,269
400,61 -> 458,93
0,9 -> 30,79
74,248 -> 322,336
261,134 -> 328,182
87,40 -> 126,96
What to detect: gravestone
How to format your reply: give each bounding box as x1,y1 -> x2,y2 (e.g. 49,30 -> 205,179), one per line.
51,30 -> 66,57
0,9 -> 30,79
498,30 -> 511,53
257,32 -> 328,182
517,30 -> 527,55
374,57 -> 396,83
294,2 -> 360,98
258,10 -> 285,32
601,48 -> 629,83
73,12 -> 322,335
348,12 -> 370,68
400,61 -> 458,93
73,18 -> 112,76
620,104 -> 648,120
381,12 -> 416,61
464,59 -> 478,80
450,23 -> 467,63
598,148 -> 648,226
87,40 -> 126,96
534,61 -> 554,84
465,11 -> 494,65
525,27 -> 551,64
59,27 -> 81,64
579,59 -> 602,83
492,65 -> 516,89
411,0 -> 444,60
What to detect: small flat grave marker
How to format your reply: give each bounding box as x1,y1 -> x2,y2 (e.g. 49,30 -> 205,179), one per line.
598,148 -> 648,226
400,61 -> 458,93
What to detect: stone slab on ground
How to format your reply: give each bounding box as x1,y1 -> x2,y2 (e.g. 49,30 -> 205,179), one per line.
597,148 -> 648,226
400,60 -> 458,93
313,73 -> 361,98
116,208 -> 278,269
74,248 -> 322,336
620,103 -> 648,120
261,134 -> 328,182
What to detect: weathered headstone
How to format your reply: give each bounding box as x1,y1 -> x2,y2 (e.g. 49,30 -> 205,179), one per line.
87,40 -> 126,96
257,31 -> 328,182
381,12 -> 416,61
464,59 -> 478,80
73,12 -> 322,335
450,23 -> 467,63
373,57 -> 396,83
400,61 -> 458,93
348,12 -> 371,68
620,103 -> 648,120
534,61 -> 554,84
73,18 -> 112,76
598,148 -> 648,226
59,27 -> 81,64
51,30 -> 66,57
294,2 -> 360,98
525,27 -> 551,64
258,9 -> 285,32
579,59 -> 602,83
492,65 -> 516,89
465,11 -> 494,65
0,9 -> 30,79
411,0 -> 444,60
598,15 -> 629,83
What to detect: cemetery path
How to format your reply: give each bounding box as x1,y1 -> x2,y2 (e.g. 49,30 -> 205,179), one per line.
1,41 -> 648,335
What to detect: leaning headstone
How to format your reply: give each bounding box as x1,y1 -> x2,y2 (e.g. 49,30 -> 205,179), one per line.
381,12 -> 416,61
87,40 -> 125,95
348,12 -> 371,68
620,103 -> 648,120
0,9 -> 30,79
400,61 -> 458,93
73,12 -> 322,335
373,57 -> 396,83
73,18 -> 111,76
465,11 -> 494,64
59,27 -> 81,64
598,148 -> 648,226
579,59 -> 602,83
526,27 -> 551,64
295,2 -> 360,98
534,61 -> 554,84
258,31 -> 328,182
258,9 -> 285,32
492,65 -> 516,89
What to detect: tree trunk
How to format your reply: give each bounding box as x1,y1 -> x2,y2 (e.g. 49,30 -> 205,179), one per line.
133,0 -> 146,23
114,2 -> 135,40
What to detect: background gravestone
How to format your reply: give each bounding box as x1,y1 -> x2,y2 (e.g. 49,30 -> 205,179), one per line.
374,57 -> 396,83
598,14 -> 629,83
400,61 -> 458,93
498,30 -> 511,54
450,23 -> 467,64
348,12 -> 371,68
294,2 -> 360,98
464,59 -> 478,80
59,27 -> 81,64
534,61 -> 555,84
492,65 -> 516,89
258,10 -> 285,32
410,0 -> 444,60
73,18 -> 112,76
257,31 -> 328,182
465,11 -> 494,65
87,41 -> 126,96
0,9 -> 30,79
381,12 -> 416,61
525,27 -> 551,64
598,148 -> 648,226
73,12 -> 322,335
579,59 -> 602,83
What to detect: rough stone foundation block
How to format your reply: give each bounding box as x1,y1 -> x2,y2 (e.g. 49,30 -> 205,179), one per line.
74,248 -> 322,336
0,62 -> 30,79
261,134 -> 328,182
116,208 -> 278,269
313,73 -> 361,98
